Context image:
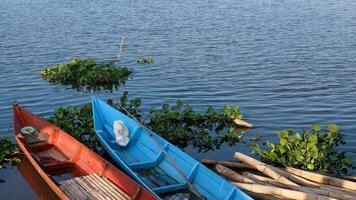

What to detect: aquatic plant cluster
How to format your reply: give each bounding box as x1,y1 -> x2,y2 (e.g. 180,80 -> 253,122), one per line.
41,58 -> 133,91
0,137 -> 21,169
48,92 -> 244,153
251,124 -> 353,174
148,101 -> 244,152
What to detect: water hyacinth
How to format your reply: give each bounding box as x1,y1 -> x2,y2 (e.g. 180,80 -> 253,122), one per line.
250,124 -> 353,174
41,58 -> 133,92
48,92 -> 246,153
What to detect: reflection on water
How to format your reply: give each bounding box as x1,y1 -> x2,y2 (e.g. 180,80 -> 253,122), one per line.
17,156 -> 60,200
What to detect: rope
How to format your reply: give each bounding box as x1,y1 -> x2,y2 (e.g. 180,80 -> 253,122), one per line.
117,104 -> 206,200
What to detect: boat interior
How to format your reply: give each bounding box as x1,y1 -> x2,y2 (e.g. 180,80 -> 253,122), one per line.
13,106 -> 138,200
93,99 -> 238,199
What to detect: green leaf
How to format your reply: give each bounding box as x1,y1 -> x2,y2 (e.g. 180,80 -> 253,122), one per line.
309,135 -> 318,144
307,163 -> 315,170
280,138 -> 288,145
312,124 -> 321,132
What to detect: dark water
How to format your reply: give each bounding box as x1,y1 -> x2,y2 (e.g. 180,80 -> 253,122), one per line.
1,0 -> 356,198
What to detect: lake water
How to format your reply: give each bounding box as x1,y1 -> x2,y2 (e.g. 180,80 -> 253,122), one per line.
1,0 -> 356,198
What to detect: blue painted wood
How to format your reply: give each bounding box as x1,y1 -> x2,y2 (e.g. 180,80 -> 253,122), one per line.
92,96 -> 252,200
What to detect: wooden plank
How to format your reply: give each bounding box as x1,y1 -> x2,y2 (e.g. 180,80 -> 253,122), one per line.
59,174 -> 131,200
75,177 -> 106,200
69,179 -> 97,200
60,180 -> 89,200
59,182 -> 76,199
101,175 -> 131,200
92,174 -> 129,200
84,175 -> 118,200
87,175 -> 121,200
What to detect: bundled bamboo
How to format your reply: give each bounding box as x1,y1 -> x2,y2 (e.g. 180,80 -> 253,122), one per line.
243,172 -> 354,200
233,183 -> 336,200
233,152 -> 312,193
203,159 -> 255,170
286,167 -> 356,191
204,152 -> 356,200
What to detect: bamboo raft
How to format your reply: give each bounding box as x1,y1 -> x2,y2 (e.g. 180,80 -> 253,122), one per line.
202,152 -> 356,200
59,174 -> 131,200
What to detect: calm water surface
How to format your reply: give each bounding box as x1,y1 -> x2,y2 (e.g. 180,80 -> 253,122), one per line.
1,0 -> 356,198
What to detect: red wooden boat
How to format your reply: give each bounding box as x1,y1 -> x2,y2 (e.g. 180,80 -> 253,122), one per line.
13,104 -> 157,200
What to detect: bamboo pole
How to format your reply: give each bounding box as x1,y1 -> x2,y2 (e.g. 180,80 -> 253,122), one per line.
233,183 -> 337,200
233,152 -> 313,193
244,191 -> 282,200
215,164 -> 255,183
340,175 -> 356,182
233,118 -> 254,128
202,159 -> 256,170
242,172 -> 286,188
286,167 -> 356,191
245,172 -> 354,200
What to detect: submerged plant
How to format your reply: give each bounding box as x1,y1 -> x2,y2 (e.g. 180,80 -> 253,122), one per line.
250,124 -> 353,174
41,58 -> 133,92
148,101 -> 245,152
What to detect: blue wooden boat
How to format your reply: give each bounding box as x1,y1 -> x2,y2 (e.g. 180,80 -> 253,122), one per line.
92,96 -> 252,200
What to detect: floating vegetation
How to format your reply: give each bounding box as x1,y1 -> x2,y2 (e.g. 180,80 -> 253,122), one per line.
48,92 -> 247,153
137,56 -> 153,64
0,137 -> 21,172
0,134 -> 21,183
148,101 -> 245,152
41,58 -> 133,92
249,135 -> 261,141
250,124 -> 353,174
47,91 -> 141,154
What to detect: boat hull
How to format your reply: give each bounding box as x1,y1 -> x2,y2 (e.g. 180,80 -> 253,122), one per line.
13,104 -> 156,200
92,97 -> 252,200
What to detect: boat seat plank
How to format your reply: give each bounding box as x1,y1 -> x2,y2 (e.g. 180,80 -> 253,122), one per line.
129,160 -> 157,171
137,167 -> 180,190
60,174 -> 131,200
152,183 -> 186,194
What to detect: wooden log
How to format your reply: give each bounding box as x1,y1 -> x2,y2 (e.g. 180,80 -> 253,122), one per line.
233,118 -> 255,128
233,152 -> 313,193
233,183 -> 337,200
215,164 -> 255,183
286,167 -> 356,191
202,159 -> 256,170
